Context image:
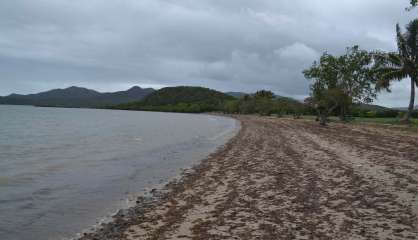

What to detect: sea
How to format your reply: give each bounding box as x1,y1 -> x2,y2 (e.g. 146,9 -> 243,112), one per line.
0,105 -> 238,240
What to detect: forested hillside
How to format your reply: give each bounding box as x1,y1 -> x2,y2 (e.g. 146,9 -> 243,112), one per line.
115,86 -> 235,113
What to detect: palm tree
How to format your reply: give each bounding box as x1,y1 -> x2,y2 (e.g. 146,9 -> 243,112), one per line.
375,19 -> 418,123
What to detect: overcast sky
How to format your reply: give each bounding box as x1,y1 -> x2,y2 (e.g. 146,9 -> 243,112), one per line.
0,0 -> 417,107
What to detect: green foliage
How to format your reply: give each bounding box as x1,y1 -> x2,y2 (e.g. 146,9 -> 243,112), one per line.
223,100 -> 240,114
222,90 -> 308,116
396,111 -> 418,119
365,111 -> 377,118
351,104 -> 399,118
253,90 -> 275,99
115,87 -> 308,115
354,117 -> 418,129
352,108 -> 399,118
115,86 -> 234,113
141,86 -> 234,106
254,98 -> 276,116
372,19 -> 418,122
303,46 -> 376,124
398,111 -> 406,119
410,0 -> 417,9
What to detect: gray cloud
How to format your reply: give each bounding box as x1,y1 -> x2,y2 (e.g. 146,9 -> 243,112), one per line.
0,0 -> 416,106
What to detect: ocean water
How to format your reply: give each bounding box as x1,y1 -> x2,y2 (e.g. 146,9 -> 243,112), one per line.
0,105 -> 238,240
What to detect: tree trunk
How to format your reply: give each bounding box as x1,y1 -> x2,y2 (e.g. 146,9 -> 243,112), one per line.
402,77 -> 416,123
319,113 -> 327,126
339,106 -> 346,122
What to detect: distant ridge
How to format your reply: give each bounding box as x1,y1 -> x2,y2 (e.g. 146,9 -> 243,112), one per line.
0,86 -> 155,108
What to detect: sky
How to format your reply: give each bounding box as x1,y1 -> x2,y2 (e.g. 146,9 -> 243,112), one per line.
0,0 -> 417,107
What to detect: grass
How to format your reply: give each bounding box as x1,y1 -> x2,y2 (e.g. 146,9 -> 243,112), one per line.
351,117 -> 418,133
353,117 -> 418,125
283,115 -> 418,132
296,115 -> 418,125
273,114 -> 418,126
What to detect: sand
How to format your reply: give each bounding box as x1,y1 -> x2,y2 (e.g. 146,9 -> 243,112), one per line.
80,115 -> 418,240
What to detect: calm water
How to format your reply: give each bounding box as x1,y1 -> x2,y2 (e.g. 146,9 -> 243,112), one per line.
0,105 -> 238,240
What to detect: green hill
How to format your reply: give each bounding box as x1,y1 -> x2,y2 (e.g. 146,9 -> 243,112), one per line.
351,103 -> 400,118
115,86 -> 235,113
354,103 -> 390,111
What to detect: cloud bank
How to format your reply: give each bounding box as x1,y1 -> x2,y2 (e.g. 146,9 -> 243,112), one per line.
0,0 -> 416,106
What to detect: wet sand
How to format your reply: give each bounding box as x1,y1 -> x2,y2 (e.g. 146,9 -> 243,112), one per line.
80,115 -> 418,240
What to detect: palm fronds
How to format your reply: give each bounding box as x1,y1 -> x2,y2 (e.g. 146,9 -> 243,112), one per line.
373,19 -> 418,122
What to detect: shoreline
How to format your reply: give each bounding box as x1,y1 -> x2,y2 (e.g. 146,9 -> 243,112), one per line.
78,115 -> 418,240
0,105 -> 241,240
74,114 -> 242,240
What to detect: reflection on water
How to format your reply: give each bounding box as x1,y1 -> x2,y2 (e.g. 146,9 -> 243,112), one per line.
0,105 -> 238,240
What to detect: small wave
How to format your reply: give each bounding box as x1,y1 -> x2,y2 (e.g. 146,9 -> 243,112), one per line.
208,122 -> 240,141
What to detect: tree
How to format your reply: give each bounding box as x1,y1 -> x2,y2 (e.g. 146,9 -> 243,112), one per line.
409,0 -> 417,9
373,19 -> 418,123
337,46 -> 376,118
303,46 -> 376,125
254,90 -> 275,99
304,53 -> 341,125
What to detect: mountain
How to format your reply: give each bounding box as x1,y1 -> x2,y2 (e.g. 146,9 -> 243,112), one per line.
87,86 -> 155,107
0,86 -> 155,108
355,103 -> 391,111
116,86 -> 235,113
225,92 -> 247,98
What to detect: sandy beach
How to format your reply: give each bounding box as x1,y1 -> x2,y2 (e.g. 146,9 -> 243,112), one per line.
80,115 -> 418,240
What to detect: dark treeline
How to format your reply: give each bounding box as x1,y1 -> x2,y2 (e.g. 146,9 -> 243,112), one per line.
114,87 -> 312,116
111,85 -> 417,119
112,85 -> 418,120
115,86 -> 235,113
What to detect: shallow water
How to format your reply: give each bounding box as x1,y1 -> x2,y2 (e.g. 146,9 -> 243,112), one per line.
0,105 -> 238,240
